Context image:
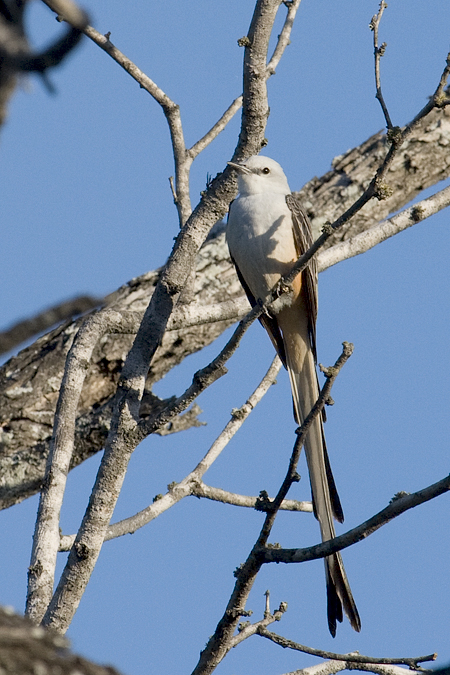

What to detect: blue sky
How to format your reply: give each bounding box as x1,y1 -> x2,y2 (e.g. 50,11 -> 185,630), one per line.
1,1 -> 450,674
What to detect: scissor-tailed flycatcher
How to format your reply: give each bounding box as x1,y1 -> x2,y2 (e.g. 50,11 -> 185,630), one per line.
226,155 -> 360,636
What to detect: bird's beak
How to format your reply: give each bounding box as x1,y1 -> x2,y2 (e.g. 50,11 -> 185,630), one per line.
227,161 -> 252,174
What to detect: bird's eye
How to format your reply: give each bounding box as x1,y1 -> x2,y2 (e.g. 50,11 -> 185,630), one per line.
262,167 -> 270,174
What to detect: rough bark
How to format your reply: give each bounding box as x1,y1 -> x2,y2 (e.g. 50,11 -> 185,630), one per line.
0,606 -> 122,675
1,105 -> 449,510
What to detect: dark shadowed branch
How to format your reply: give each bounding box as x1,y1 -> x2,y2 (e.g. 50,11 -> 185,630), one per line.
262,475 -> 450,564
257,627 -> 436,669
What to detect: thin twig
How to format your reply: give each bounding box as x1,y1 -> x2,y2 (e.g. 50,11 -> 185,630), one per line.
370,2 -> 393,130
191,343 -> 351,675
189,96 -> 243,158
257,343 -> 353,547
317,182 -> 450,272
57,357 -> 283,550
266,0 -> 302,75
230,601 -> 288,648
278,48 -> 450,296
192,482 -> 312,513
257,628 -> 436,668
190,0 -> 303,160
262,474 -> 450,564
41,0 -> 193,226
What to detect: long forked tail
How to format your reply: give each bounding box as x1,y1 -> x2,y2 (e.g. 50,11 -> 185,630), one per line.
279,307 -> 361,636
288,361 -> 360,635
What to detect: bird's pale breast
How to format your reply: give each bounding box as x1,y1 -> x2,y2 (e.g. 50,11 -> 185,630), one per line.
227,192 -> 297,302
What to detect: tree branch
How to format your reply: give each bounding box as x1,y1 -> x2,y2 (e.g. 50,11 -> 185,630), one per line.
58,357 -> 283,551
41,3 -> 193,226
266,0 -> 302,75
191,343 -> 350,675
189,96 -> 243,159
262,475 -> 450,564
2,107 -> 450,512
318,182 -> 450,272
369,1 -> 392,130
257,628 -> 436,668
26,310 -> 139,624
229,597 -> 288,648
192,482 -> 312,513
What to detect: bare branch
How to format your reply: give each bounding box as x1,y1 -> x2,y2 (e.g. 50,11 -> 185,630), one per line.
281,49 -> 450,294
189,0 -> 302,159
257,628 -> 436,668
408,52 -> 450,127
318,182 -> 450,272
191,343 -> 351,675
167,296 -> 250,330
192,482 -> 312,513
263,474 -> 450,564
346,664 -> 434,675
26,310 -> 138,624
189,96 -> 243,158
40,8 -> 193,226
266,0 -> 302,75
56,356 -> 282,551
284,661 -> 350,675
369,2 -> 393,130
230,601 -> 288,648
280,661 -> 431,675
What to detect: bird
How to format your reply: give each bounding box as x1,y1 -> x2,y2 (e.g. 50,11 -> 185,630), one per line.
226,155 -> 360,637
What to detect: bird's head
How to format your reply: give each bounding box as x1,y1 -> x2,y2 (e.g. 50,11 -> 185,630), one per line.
227,155 -> 290,196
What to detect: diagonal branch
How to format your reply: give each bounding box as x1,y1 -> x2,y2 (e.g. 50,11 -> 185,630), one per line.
189,96 -> 243,159
318,182 -> 450,272
262,474 -> 450,564
190,343 -> 350,675
266,0 -> 302,75
280,47 -> 450,295
58,357 -> 283,551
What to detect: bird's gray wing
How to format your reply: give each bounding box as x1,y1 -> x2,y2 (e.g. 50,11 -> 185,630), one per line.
286,193 -> 318,362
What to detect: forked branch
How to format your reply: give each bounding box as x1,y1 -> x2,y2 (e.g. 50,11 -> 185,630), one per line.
369,1 -> 393,129
191,344 -> 351,675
